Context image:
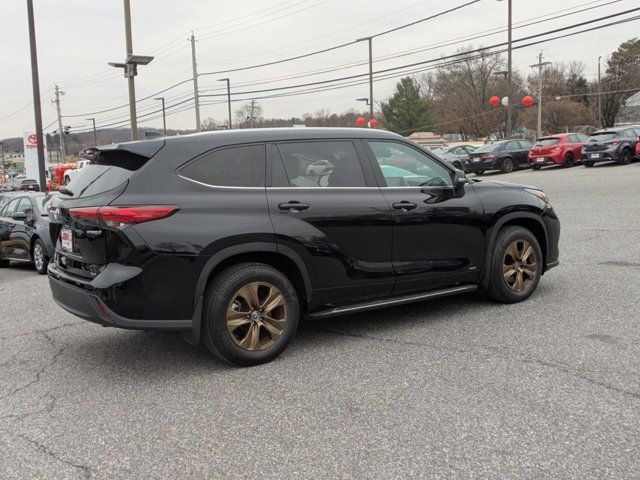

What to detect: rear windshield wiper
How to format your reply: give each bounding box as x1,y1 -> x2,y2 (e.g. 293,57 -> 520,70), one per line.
59,187 -> 73,196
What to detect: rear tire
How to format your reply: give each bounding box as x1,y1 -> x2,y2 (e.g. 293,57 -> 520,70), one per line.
0,259 -> 9,268
532,165 -> 541,171
486,226 -> 543,304
501,157 -> 514,174
32,239 -> 49,275
619,148 -> 632,165
202,262 -> 299,366
583,161 -> 594,168
563,153 -> 575,168
475,170 -> 485,176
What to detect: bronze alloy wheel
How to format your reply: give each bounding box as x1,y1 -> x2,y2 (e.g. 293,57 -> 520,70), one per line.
226,282 -> 287,351
502,239 -> 537,293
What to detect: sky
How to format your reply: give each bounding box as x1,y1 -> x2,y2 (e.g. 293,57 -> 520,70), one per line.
1,0 -> 639,140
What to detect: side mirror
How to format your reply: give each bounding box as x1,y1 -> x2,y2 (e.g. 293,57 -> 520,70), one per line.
11,212 -> 27,221
453,169 -> 468,187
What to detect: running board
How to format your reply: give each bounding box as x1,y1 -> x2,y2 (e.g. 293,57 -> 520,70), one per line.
308,285 -> 478,319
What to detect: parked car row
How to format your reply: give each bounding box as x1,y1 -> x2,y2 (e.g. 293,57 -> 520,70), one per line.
433,126 -> 640,175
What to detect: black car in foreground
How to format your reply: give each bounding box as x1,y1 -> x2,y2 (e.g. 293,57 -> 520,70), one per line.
19,179 -> 40,191
581,126 -> 640,166
0,192 -> 55,274
465,139 -> 533,174
47,128 -> 560,366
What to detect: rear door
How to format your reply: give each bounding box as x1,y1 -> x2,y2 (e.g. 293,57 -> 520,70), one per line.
266,139 -> 393,310
364,140 -> 484,294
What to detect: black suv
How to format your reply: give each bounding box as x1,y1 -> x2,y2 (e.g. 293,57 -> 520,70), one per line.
465,139 -> 534,174
581,126 -> 640,166
47,128 -> 560,366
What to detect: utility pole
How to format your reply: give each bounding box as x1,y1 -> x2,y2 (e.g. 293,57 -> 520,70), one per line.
357,36 -> 374,120
529,52 -> 551,138
191,32 -> 201,132
53,84 -> 66,161
249,99 -> 256,128
218,78 -> 232,129
506,0 -> 513,137
26,0 -> 47,192
87,117 -> 97,146
154,97 -> 166,134
1,143 -> 5,185
597,56 -> 603,128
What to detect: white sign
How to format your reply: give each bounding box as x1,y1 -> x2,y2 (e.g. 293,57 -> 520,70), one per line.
22,131 -> 48,185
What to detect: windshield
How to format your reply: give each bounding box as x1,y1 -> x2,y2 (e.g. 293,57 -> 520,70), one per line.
588,132 -> 617,142
535,138 -> 561,146
473,143 -> 502,153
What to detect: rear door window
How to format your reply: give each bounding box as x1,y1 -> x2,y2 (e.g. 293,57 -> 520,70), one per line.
63,150 -> 151,198
535,138 -> 561,146
276,141 -> 366,188
2,198 -> 21,217
16,197 -> 33,214
180,144 -> 265,187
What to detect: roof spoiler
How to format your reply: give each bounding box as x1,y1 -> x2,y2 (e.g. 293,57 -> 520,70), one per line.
86,138 -> 166,159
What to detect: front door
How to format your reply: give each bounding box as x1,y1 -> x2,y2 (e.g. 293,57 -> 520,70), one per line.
266,140 -> 393,310
364,140 -> 485,294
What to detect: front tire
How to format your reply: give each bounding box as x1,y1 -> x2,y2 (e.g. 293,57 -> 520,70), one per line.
202,263 -> 299,366
0,259 -> 9,268
487,226 -> 543,303
475,170 -> 485,176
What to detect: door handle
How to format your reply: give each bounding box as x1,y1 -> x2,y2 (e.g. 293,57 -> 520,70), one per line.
392,201 -> 417,211
278,201 -> 310,212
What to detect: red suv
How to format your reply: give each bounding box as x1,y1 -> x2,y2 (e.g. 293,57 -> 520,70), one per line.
528,133 -> 589,169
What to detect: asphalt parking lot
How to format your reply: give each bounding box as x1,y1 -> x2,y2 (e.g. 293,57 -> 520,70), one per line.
1,162 -> 639,479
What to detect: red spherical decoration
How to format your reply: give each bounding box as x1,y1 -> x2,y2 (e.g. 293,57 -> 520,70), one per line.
490,96 -> 500,106
356,116 -> 366,126
368,118 -> 378,128
523,95 -> 534,107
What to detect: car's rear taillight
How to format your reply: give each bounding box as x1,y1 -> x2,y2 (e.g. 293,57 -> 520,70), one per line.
69,206 -> 178,229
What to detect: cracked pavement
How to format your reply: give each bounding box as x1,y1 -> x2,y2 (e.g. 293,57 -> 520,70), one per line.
1,163 -> 639,478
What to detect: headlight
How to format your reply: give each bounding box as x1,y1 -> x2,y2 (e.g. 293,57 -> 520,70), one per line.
525,188 -> 549,205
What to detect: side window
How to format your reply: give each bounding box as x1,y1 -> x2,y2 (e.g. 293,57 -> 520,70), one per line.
277,141 -> 366,188
2,198 -> 21,217
578,134 -> 589,143
518,140 -> 532,149
368,141 -> 453,188
180,144 -> 265,187
623,129 -> 636,138
453,147 -> 466,155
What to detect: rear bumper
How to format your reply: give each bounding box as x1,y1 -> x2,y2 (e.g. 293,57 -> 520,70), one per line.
581,149 -> 619,163
48,262 -> 194,331
465,160 -> 497,172
528,154 -> 563,166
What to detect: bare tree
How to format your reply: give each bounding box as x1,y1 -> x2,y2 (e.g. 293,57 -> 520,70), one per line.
234,101 -> 264,128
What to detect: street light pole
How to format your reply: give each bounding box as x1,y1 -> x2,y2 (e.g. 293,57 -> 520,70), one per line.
218,78 -> 232,129
123,0 -> 137,140
154,98 -> 166,134
87,117 -> 97,146
357,36 -> 374,120
26,0 -> 47,192
598,56 -> 603,127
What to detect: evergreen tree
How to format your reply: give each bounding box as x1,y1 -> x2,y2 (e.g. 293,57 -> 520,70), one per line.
380,77 -> 434,135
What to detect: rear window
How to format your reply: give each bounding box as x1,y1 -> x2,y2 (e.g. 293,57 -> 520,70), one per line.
180,144 -> 265,187
535,138 -> 561,146
62,150 -> 149,198
474,143 -> 503,153
588,132 -> 618,142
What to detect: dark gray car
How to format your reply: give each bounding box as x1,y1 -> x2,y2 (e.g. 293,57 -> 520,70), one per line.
431,145 -> 478,171
0,192 -> 55,274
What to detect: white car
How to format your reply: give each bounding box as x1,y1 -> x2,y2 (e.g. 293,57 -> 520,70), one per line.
64,159 -> 91,184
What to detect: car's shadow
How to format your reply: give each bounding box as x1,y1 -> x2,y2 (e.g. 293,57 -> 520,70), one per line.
69,289 -> 524,373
